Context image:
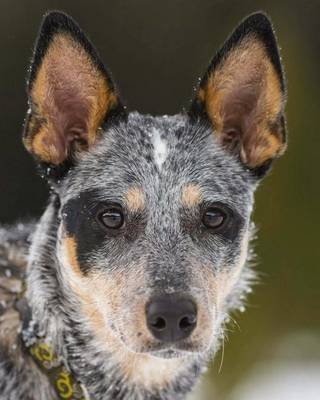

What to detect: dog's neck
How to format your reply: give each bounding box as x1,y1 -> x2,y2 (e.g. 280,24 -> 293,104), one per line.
25,197 -> 205,399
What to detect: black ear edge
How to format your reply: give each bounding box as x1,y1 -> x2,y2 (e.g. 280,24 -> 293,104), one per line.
188,12 -> 288,179
27,10 -> 126,118
24,10 -> 127,180
199,11 -> 286,95
29,11 -> 107,88
29,11 -> 104,88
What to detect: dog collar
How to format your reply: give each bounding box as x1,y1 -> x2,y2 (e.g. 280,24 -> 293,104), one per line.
27,340 -> 88,400
16,298 -> 89,400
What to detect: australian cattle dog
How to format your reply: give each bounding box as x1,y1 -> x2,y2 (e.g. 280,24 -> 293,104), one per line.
0,10 -> 286,400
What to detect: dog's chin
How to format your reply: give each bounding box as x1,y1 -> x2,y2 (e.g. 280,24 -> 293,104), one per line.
120,338 -> 207,359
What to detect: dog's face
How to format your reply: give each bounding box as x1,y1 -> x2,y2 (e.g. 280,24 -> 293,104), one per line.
58,113 -> 254,357
24,12 -> 286,359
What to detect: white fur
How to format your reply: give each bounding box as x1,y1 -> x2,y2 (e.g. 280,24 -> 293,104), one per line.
152,127 -> 168,170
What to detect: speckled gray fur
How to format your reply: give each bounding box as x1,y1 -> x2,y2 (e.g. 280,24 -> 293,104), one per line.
0,113 -> 257,400
0,10 -> 286,400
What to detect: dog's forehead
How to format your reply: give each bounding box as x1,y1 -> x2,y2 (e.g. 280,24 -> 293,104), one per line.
63,112 -> 254,212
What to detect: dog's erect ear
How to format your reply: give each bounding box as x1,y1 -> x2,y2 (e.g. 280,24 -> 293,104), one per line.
189,12 -> 287,176
23,11 -> 126,167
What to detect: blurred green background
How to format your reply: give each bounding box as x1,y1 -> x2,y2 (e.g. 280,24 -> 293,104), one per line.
0,1 -> 319,398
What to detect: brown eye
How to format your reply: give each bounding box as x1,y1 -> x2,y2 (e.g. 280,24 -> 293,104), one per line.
202,208 -> 226,229
99,207 -> 124,229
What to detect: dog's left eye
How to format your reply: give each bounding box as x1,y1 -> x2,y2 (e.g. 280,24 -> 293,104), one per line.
98,207 -> 124,229
202,207 -> 227,230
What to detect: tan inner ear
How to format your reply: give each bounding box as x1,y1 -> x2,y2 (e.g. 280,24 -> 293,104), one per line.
24,33 -> 118,165
198,35 -> 285,168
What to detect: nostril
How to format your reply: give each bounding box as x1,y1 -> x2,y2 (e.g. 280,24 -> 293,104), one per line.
179,314 -> 197,332
150,316 -> 166,331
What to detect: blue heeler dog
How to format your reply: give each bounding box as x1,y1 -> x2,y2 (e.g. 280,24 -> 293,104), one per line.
0,10 -> 286,400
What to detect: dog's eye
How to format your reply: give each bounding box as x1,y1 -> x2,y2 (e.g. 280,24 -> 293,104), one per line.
202,207 -> 226,230
98,207 -> 124,230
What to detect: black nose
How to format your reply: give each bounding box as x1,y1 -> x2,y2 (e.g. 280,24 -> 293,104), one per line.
146,295 -> 197,342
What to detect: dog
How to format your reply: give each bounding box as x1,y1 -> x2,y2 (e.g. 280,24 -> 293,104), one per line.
0,10 -> 287,400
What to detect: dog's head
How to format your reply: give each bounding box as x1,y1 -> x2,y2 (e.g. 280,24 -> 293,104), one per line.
23,12 -> 286,359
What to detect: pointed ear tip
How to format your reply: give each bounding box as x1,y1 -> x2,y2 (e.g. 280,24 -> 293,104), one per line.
39,10 -> 81,40
41,10 -> 75,26
40,10 -> 79,35
239,11 -> 277,39
27,11 -> 79,90
242,11 -> 273,27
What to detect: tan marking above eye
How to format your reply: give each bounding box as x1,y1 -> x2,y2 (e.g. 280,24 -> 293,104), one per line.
181,184 -> 202,207
124,186 -> 145,212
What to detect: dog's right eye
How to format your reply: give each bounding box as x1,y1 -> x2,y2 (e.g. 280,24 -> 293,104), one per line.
98,207 -> 124,230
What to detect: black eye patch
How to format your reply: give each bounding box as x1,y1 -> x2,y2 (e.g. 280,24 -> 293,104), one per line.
60,190 -> 146,274
61,192 -> 108,273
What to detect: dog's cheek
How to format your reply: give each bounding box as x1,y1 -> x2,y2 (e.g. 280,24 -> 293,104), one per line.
58,231 -> 114,332
188,231 -> 250,348
113,264 -> 154,351
185,267 -> 217,350
58,231 -> 150,347
215,231 -> 250,309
